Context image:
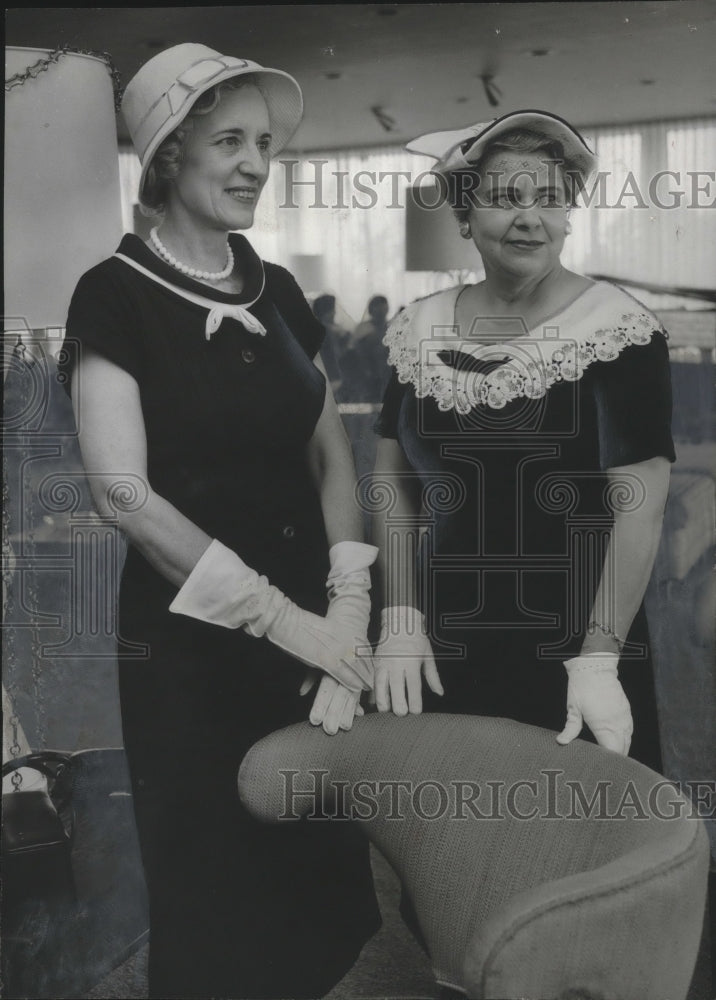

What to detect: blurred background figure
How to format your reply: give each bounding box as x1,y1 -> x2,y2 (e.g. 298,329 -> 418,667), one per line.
341,295 -> 391,403
312,293 -> 353,398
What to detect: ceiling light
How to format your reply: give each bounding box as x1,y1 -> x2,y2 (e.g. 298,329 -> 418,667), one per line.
480,75 -> 502,108
371,106 -> 397,132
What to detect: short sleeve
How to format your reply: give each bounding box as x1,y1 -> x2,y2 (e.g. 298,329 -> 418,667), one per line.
264,263 -> 325,360
591,330 -> 676,469
60,265 -> 142,393
374,368 -> 408,438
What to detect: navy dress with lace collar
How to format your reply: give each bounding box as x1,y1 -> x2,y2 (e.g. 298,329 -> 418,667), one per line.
376,280 -> 675,771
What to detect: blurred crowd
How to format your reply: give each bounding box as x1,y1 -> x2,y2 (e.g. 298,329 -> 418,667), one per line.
312,293 -> 393,404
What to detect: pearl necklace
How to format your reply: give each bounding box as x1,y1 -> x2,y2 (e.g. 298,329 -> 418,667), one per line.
150,227 -> 234,282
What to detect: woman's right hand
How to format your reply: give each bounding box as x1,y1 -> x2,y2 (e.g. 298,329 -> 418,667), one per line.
373,606 -> 443,715
266,604 -> 373,693
170,540 -> 373,692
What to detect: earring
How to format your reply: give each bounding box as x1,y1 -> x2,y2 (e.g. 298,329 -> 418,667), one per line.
459,221 -> 472,240
565,220 -> 573,235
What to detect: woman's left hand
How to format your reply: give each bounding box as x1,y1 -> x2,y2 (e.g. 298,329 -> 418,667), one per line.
301,539 -> 376,733
556,654 -> 633,755
300,669 -> 364,735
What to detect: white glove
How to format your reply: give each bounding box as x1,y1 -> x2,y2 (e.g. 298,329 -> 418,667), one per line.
373,606 -> 443,715
299,541 -> 378,733
169,540 -> 371,693
325,541 -> 377,633
300,671 -> 364,735
556,654 -> 633,755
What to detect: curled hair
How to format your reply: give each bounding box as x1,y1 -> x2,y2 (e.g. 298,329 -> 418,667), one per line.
447,127 -> 584,221
140,75 -> 262,214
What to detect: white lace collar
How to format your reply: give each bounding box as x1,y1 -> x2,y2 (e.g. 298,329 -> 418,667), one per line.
383,281 -> 666,412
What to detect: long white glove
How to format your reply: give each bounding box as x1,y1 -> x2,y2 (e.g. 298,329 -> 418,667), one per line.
303,674 -> 365,735
302,541 -> 378,733
556,654 -> 633,755
325,541 -> 377,637
373,605 -> 443,715
169,540 -> 371,693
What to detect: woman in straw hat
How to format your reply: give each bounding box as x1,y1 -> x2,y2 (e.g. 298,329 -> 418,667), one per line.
372,111 -> 673,771
62,44 -> 379,998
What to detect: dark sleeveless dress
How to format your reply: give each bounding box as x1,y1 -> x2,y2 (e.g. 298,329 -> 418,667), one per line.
62,233 -> 380,999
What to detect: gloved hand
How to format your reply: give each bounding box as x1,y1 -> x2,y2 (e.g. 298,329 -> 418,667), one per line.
297,542 -> 378,733
300,670 -> 364,735
169,540 -> 371,693
556,654 -> 633,755
325,541 -> 377,634
373,606 -> 443,715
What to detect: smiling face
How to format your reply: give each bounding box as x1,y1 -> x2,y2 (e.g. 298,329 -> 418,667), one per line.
466,150 -> 569,282
165,84 -> 271,233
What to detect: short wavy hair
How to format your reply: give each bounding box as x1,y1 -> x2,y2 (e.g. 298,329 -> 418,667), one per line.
140,75 -> 262,214
447,128 -> 584,222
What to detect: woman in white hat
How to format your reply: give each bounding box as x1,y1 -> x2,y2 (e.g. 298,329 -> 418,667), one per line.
372,110 -> 673,771
62,44 -> 380,998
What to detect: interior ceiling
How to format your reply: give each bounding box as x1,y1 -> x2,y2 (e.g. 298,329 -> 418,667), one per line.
6,3 -> 716,151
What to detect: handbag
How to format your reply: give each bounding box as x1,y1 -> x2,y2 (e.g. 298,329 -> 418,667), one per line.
2,750 -> 75,853
2,752 -> 76,998
1,748 -> 149,999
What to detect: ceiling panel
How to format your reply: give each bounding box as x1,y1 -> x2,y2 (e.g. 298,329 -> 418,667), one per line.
6,2 -> 716,150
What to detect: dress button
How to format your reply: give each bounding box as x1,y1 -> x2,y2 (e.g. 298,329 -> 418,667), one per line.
241,347 -> 256,364
282,525 -> 295,539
